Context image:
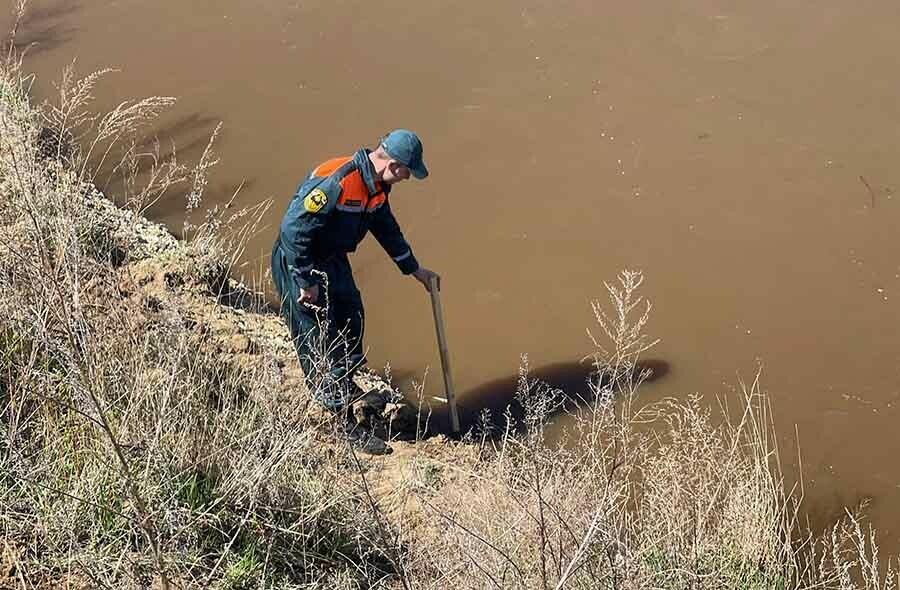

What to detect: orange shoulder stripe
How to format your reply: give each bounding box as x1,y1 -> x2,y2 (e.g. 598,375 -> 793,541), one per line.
311,156 -> 352,178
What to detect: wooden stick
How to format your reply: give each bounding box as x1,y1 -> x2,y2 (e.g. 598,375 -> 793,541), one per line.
428,276 -> 460,433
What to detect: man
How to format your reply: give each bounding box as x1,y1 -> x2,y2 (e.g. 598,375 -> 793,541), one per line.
271,129 -> 439,455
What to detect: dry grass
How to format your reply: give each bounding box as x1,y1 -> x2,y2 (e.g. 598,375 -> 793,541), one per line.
399,277 -> 792,590
1,11 -> 898,589
0,42 -> 399,590
394,274 -> 897,590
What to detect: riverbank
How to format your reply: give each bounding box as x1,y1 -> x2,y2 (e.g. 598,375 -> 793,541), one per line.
0,55 -> 890,588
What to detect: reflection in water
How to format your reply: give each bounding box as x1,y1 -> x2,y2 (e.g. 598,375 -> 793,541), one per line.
803,491 -> 875,546
95,113 -> 227,216
8,1 -> 79,57
420,358 -> 670,437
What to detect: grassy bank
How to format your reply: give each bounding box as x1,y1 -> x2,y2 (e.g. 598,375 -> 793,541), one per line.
0,40 -> 894,590
0,48 -> 404,588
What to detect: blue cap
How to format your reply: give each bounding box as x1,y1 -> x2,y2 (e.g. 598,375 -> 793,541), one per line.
380,129 -> 428,179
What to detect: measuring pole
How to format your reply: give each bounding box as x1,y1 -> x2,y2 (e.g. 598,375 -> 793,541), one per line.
428,276 -> 460,434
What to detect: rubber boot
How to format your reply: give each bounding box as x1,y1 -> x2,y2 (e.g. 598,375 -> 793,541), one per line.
341,407 -> 392,455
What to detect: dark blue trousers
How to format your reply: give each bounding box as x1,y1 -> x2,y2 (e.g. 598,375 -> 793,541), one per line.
271,243 -> 365,410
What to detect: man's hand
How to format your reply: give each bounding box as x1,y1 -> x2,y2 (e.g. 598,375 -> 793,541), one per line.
412,267 -> 441,292
298,284 -> 320,306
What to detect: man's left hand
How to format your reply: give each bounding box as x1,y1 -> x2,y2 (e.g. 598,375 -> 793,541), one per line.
412,267 -> 441,292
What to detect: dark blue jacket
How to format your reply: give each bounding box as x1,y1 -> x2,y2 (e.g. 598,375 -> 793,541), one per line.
276,149 -> 419,289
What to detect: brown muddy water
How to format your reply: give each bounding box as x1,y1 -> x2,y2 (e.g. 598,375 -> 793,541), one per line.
6,0 -> 900,549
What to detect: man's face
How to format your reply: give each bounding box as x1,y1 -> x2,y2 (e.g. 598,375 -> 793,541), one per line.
383,160 -> 411,185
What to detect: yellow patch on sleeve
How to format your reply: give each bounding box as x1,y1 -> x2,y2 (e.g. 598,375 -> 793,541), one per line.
303,188 -> 327,213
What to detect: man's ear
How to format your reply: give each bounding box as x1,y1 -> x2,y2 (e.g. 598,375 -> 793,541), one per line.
375,146 -> 391,161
